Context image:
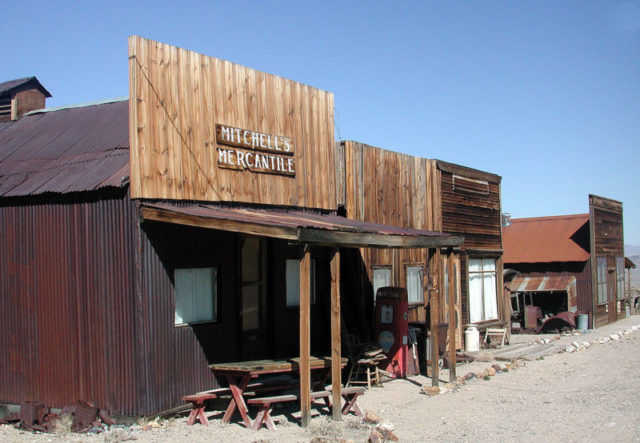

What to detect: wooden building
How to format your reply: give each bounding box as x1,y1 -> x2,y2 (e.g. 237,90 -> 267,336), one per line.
503,195 -> 626,329
336,141 -> 506,348
0,37 -> 470,418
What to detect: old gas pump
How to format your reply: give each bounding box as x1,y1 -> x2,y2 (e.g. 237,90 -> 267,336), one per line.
374,287 -> 419,378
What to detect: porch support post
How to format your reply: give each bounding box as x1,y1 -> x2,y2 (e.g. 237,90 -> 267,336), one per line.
447,249 -> 457,382
430,249 -> 440,387
330,248 -> 342,420
299,246 -> 311,427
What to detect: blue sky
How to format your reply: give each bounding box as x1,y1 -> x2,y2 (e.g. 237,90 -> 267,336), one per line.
3,1 -> 639,244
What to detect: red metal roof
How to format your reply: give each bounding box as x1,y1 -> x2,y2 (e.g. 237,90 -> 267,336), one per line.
510,275 -> 576,293
503,214 -> 590,264
0,99 -> 129,196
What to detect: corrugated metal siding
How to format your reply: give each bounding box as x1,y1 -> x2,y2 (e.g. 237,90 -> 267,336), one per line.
0,190 -> 139,414
138,222 -> 230,414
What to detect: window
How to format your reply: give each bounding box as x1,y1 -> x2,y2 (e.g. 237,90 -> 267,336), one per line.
616,257 -> 625,300
406,266 -> 423,304
468,258 -> 498,323
597,257 -> 608,305
286,259 -> 316,307
372,267 -> 391,300
174,267 -> 217,325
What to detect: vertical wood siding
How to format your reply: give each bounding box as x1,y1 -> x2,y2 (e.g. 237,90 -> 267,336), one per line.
339,141 -> 504,331
129,36 -> 335,210
589,195 -> 624,328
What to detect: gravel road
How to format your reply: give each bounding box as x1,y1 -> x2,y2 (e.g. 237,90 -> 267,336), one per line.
2,316 -> 639,442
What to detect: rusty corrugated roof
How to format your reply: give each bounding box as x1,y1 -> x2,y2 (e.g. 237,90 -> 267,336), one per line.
503,214 -> 590,264
510,275 -> 576,293
0,99 -> 129,196
141,202 -> 464,248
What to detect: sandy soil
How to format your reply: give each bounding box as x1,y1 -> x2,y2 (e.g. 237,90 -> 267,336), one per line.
2,316 -> 640,442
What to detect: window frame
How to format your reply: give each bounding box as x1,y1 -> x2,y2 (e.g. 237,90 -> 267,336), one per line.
467,257 -> 499,324
372,266 -> 392,301
616,256 -> 625,300
174,266 -> 219,327
405,264 -> 424,306
596,257 -> 608,305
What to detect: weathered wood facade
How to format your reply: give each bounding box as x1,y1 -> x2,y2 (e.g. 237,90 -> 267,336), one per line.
337,141 -> 505,349
129,36 -> 336,210
504,195 -> 625,330
590,195 -> 625,327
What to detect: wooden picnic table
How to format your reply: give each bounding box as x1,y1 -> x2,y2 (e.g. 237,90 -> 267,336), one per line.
209,356 -> 347,427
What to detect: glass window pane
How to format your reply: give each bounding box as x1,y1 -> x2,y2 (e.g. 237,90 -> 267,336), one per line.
286,259 -> 316,307
242,284 -> 260,331
241,238 -> 260,282
483,259 -> 496,272
373,268 -> 391,299
406,266 -> 423,304
175,267 -> 216,325
483,271 -> 498,320
469,258 -> 482,273
469,272 -> 483,323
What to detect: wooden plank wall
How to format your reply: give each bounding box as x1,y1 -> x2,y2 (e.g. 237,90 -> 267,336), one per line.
589,195 -> 624,327
340,141 -> 505,334
129,36 -> 335,210
341,141 -> 439,322
438,161 -> 502,250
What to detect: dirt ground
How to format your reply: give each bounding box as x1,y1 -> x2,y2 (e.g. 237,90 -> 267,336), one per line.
2,316 -> 640,442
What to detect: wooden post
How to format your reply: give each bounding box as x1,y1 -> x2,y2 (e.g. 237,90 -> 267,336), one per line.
299,247 -> 311,427
330,248 -> 342,421
430,249 -> 440,387
447,249 -> 457,382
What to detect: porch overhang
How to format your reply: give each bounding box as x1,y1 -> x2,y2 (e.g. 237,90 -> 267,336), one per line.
139,202 -> 463,249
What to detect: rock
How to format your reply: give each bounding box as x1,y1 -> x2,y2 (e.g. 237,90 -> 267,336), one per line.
375,426 -> 399,442
364,410 -> 381,424
457,376 -> 466,384
491,364 -> 502,372
422,386 -> 440,396
464,372 -> 476,381
504,363 -> 513,371
571,341 -> 580,349
476,372 -> 486,379
486,367 -> 496,376
368,430 -> 384,443
610,334 -> 620,341
582,342 -> 591,348
565,346 -> 576,353
444,382 -> 455,390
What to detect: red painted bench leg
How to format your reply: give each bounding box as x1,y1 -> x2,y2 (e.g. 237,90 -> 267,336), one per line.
187,400 -> 209,426
341,394 -> 363,417
252,404 -> 277,431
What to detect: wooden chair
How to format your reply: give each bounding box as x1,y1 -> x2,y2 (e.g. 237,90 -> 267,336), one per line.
344,335 -> 385,389
484,328 -> 507,347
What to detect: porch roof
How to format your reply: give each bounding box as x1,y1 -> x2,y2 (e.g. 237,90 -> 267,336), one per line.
510,275 -> 576,293
140,202 -> 463,249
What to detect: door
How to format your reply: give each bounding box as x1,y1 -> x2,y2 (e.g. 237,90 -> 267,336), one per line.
239,236 -> 269,360
607,269 -> 616,324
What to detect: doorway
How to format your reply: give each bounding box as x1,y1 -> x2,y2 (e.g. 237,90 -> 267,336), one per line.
238,236 -> 270,360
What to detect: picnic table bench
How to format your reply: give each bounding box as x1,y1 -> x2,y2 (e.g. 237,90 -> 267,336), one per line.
247,386 -> 366,430
182,380 -> 300,426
